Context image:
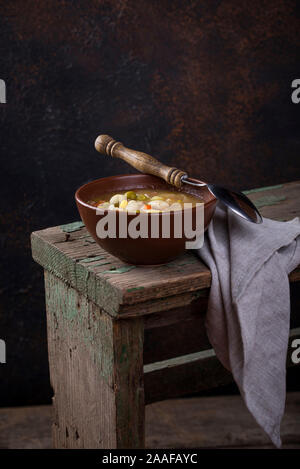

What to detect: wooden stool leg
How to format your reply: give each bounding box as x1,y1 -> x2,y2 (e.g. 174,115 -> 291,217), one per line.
113,318 -> 145,448
44,272 -> 145,449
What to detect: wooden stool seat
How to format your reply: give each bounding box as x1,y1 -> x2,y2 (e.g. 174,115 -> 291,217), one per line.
31,181 -> 300,448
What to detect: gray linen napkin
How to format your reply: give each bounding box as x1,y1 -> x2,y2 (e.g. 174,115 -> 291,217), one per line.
197,205 -> 300,447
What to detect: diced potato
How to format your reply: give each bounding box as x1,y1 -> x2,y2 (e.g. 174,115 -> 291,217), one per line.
127,200 -> 143,212
119,200 -> 128,209
92,188 -> 203,214
149,200 -> 169,210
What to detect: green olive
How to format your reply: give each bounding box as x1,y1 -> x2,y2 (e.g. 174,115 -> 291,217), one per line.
137,194 -> 147,201
125,191 -> 137,200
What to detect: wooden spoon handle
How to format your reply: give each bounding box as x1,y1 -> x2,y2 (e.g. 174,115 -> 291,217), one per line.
95,134 -> 187,188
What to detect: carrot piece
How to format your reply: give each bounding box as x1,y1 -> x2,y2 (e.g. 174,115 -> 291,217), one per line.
144,204 -> 151,210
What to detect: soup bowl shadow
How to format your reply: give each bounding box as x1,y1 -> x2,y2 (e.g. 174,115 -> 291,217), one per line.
75,174 -> 217,265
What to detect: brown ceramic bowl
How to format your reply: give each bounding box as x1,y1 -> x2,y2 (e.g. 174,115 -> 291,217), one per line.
75,174 -> 217,265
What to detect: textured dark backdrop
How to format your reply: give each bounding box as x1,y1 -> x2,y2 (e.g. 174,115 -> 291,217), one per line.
0,0 -> 299,405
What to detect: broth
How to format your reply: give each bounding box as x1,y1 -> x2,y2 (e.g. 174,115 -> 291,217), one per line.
88,189 -> 203,213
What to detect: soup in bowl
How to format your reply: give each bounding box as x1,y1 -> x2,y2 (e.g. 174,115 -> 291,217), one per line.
88,188 -> 203,213
75,174 -> 217,265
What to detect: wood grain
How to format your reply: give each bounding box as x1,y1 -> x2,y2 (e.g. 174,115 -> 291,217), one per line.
44,272 -> 144,448
95,134 -> 187,188
113,317 -> 145,448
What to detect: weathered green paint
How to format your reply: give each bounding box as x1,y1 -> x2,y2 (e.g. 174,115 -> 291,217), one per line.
254,195 -> 286,208
31,232 -> 123,317
46,271 -> 145,448
102,266 -> 137,274
143,348 -> 232,404
92,261 -> 112,267
113,318 -> 144,448
79,255 -> 107,263
144,348 -> 216,373
45,272 -> 115,384
60,221 -> 85,233
127,287 -> 145,292
243,184 -> 283,195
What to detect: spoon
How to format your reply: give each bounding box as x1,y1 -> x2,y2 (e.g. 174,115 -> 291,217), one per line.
95,135 -> 262,224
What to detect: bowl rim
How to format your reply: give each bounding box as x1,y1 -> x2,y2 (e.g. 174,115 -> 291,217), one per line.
75,173 -> 217,211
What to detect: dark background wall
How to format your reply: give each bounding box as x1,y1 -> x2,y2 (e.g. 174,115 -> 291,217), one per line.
0,0 -> 299,406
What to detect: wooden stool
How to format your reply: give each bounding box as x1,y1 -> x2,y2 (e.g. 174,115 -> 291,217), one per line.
31,181 -> 300,448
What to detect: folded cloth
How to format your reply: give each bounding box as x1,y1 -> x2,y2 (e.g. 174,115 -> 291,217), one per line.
197,205 -> 300,447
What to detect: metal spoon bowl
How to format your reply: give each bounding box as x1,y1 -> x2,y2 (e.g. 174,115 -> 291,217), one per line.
181,176 -> 262,224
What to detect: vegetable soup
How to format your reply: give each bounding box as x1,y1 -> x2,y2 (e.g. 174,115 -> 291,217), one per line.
89,189 -> 203,213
